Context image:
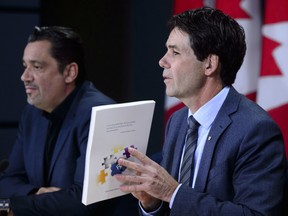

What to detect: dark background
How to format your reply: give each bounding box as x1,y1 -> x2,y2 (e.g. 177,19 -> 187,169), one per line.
0,0 -> 173,160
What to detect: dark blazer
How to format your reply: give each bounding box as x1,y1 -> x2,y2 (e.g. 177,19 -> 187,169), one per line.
160,87 -> 287,216
0,81 -> 123,215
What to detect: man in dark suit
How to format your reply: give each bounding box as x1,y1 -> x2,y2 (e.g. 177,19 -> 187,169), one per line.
115,7 -> 287,215
0,26 -> 119,215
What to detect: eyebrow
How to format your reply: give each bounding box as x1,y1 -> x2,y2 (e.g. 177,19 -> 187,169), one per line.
23,59 -> 43,64
167,44 -> 180,50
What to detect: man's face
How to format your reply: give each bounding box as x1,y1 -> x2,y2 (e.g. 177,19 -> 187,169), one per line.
159,28 -> 206,102
21,40 -> 68,112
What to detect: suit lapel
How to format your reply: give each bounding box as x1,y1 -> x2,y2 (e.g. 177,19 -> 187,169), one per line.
32,115 -> 49,184
194,114 -> 231,191
194,87 -> 240,191
48,109 -> 76,181
171,120 -> 188,179
164,108 -> 189,179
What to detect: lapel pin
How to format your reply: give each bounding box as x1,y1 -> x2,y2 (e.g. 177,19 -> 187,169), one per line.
208,136 -> 211,141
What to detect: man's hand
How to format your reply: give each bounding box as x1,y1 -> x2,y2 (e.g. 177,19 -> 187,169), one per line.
36,187 -> 61,195
114,147 -> 179,211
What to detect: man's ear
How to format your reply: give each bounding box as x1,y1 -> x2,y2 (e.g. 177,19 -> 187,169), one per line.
64,62 -> 78,83
204,54 -> 219,76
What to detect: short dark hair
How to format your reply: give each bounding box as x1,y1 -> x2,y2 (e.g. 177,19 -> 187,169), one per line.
28,26 -> 86,86
168,7 -> 246,86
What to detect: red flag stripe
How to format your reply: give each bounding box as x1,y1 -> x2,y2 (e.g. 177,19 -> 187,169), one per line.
264,0 -> 288,23
268,104 -> 288,154
259,0 -> 288,157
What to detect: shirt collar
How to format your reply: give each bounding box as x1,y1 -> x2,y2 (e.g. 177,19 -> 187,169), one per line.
188,86 -> 230,129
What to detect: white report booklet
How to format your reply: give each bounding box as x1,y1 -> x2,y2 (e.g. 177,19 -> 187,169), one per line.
82,100 -> 155,205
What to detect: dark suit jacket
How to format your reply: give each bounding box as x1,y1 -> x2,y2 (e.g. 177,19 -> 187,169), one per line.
0,81 -> 123,215
159,87 -> 287,216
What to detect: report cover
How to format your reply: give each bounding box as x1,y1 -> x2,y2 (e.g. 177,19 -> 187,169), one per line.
82,100 -> 155,205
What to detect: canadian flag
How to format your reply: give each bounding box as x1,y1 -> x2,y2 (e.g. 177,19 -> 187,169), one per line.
164,0 -> 288,156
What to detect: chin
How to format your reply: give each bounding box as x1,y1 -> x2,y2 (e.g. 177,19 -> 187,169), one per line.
165,90 -> 175,97
27,98 -> 39,107
27,98 -> 33,105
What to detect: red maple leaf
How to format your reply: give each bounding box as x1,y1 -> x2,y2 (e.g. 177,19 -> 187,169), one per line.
260,36 -> 283,77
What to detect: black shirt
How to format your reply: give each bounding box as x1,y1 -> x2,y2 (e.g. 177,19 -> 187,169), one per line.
42,86 -> 80,186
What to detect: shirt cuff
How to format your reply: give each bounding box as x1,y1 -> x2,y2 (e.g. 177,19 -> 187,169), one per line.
139,200 -> 163,216
169,183 -> 182,209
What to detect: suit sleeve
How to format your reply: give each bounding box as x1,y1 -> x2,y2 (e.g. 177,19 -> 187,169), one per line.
0,108 -> 37,196
10,187 -> 89,216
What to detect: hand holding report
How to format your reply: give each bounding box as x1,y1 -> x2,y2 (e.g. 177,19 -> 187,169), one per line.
82,100 -> 155,205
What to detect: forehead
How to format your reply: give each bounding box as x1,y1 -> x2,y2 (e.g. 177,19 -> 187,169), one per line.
166,28 -> 191,50
23,40 -> 53,61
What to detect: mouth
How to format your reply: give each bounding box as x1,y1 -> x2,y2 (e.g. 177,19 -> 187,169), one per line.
163,75 -> 171,82
24,85 -> 37,94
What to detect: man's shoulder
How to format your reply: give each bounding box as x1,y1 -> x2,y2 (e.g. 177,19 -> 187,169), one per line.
166,106 -> 188,128
75,81 -> 115,108
70,81 -> 115,118
171,106 -> 188,118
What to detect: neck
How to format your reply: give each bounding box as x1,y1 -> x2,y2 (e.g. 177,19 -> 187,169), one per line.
183,82 -> 224,114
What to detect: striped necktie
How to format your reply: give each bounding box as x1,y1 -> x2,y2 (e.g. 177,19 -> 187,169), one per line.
179,115 -> 200,186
